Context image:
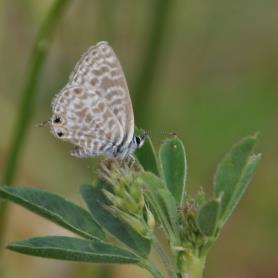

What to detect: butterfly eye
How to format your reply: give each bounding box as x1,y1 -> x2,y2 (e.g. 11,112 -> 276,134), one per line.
135,136 -> 141,145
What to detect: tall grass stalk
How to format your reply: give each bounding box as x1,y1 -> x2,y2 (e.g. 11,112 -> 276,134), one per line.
133,0 -> 173,128
97,0 -> 117,42
0,0 -> 71,248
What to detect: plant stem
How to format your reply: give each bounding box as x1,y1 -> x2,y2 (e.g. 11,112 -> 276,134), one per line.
177,253 -> 206,278
0,0 -> 71,248
132,0 -> 173,129
139,259 -> 163,278
186,256 -> 206,278
153,236 -> 177,278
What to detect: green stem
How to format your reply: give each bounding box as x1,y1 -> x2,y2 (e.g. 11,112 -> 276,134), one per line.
139,259 -> 163,278
153,236 -> 177,278
0,0 -> 71,247
133,0 -> 173,129
177,253 -> 206,278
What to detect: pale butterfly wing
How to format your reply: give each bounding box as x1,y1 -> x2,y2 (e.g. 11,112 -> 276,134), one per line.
50,86 -> 125,157
67,41 -> 134,148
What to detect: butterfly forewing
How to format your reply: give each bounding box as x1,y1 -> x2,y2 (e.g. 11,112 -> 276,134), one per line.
68,41 -> 134,147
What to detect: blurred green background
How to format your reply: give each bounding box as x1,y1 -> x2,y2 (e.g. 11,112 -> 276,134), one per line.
1,0 -> 278,277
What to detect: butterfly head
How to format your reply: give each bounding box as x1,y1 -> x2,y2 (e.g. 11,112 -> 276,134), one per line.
133,132 -> 149,149
134,135 -> 144,148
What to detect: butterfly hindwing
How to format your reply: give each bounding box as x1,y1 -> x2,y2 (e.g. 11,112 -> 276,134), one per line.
50,86 -> 124,157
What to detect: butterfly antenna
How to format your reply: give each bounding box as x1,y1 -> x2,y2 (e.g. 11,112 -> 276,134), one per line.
142,130 -> 151,138
36,120 -> 49,128
161,131 -> 177,136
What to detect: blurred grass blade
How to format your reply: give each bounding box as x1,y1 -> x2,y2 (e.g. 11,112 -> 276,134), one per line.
2,0 -> 71,186
138,172 -> 179,245
197,199 -> 220,237
159,136 -> 187,206
80,184 -> 151,257
213,134 -> 260,226
96,0 -> 117,41
0,186 -> 104,240
0,0 -> 71,247
7,236 -> 140,264
133,0 -> 173,129
135,128 -> 160,176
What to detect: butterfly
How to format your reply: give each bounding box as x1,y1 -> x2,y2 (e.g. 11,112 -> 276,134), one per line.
48,41 -> 146,158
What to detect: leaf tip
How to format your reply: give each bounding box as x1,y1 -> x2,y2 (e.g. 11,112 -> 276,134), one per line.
6,242 -> 19,251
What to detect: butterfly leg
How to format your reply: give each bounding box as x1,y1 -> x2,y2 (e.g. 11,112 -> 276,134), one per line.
126,154 -> 135,165
123,154 -> 143,171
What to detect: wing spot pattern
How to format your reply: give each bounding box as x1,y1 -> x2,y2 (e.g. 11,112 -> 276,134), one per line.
51,42 -> 134,157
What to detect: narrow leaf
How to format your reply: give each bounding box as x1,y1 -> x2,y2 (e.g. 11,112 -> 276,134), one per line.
197,200 -> 220,236
0,186 -> 104,240
159,136 -> 187,205
157,189 -> 179,235
135,128 -> 160,176
138,171 -> 167,190
213,134 -> 260,225
138,172 -> 179,245
80,184 -> 151,257
7,236 -> 140,264
221,153 -> 261,224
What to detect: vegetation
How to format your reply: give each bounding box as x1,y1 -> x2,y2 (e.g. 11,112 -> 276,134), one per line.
0,134 -> 260,277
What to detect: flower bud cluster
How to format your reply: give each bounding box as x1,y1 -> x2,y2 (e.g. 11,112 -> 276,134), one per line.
99,159 -> 155,238
178,191 -> 206,253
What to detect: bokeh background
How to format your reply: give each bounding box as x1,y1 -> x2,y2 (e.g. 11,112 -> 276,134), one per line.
1,0 -> 278,277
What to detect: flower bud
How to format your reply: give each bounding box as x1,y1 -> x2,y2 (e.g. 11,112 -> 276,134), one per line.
102,189 -> 123,207
146,207 -> 156,230
113,207 -> 149,237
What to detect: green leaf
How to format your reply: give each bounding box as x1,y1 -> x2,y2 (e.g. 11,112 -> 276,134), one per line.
138,172 -> 179,245
221,153 -> 261,224
135,128 -> 160,176
197,200 -> 220,237
0,186 -> 104,240
158,189 -> 179,234
213,134 -> 260,225
80,184 -> 151,257
159,136 -> 187,205
139,171 -> 168,191
7,236 -> 140,264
